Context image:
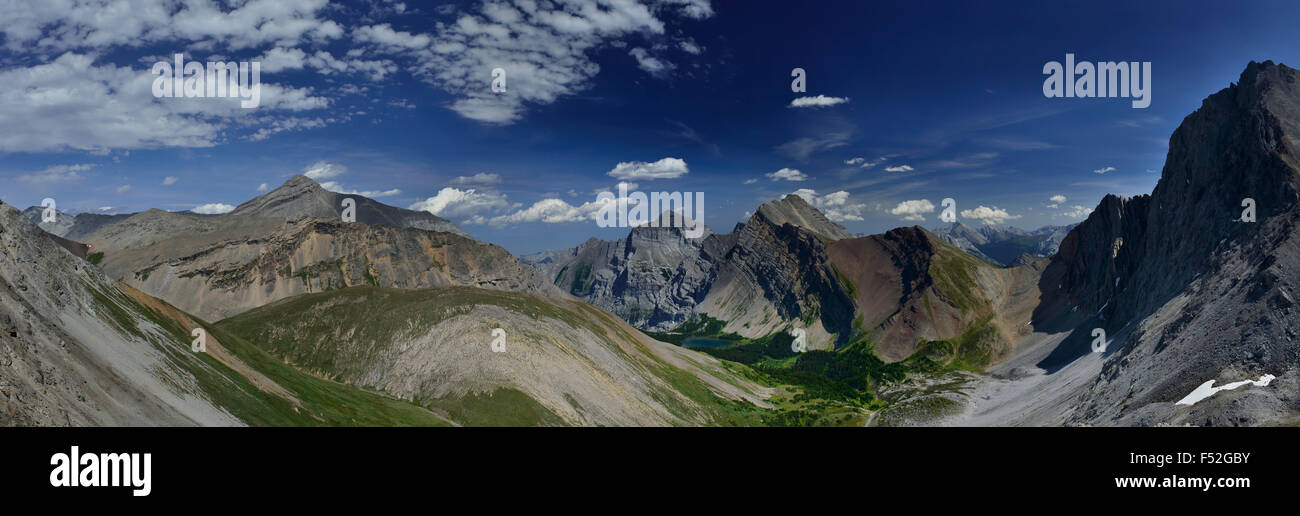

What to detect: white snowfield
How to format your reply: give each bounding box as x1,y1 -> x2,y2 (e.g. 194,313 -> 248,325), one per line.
1175,374 -> 1276,406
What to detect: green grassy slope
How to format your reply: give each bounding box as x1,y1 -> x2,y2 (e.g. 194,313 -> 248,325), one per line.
90,281 -> 451,426
215,286 -> 771,426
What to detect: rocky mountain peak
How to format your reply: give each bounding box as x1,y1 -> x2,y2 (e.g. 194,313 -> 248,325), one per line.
1053,60 -> 1300,332
753,194 -> 851,240
227,174 -> 466,236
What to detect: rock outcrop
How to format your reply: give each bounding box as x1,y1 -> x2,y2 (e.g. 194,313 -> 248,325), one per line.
1033,61 -> 1300,425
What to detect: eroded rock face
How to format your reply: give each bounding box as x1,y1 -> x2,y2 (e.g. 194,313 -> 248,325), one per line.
95,216 -> 562,322
701,208 -> 856,344
524,213 -> 723,331
1047,61 -> 1300,425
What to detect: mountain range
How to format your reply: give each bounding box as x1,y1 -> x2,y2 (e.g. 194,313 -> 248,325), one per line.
4,61 -> 1299,426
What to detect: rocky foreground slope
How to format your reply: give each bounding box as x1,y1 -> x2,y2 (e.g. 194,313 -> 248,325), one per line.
0,200 -> 453,426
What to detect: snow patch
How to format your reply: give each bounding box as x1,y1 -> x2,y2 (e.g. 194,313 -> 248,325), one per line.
1175,374 -> 1276,406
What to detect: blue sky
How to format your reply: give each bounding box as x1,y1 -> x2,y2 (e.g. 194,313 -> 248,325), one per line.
2,0 -> 1299,255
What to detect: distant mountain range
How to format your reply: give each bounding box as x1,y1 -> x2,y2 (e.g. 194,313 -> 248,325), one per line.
929,222 -> 1075,267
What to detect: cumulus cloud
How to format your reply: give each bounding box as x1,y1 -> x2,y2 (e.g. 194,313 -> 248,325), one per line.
302,161 -> 347,180
884,165 -> 914,172
791,189 -> 867,222
484,196 -> 617,226
192,203 -> 235,214
890,199 -> 935,221
409,187 -> 511,219
1046,194 -> 1066,208
789,95 -> 849,108
1062,205 -> 1094,219
960,205 -> 1022,225
766,168 -> 808,182
301,160 -> 399,197
607,157 -> 689,180
449,172 -> 503,186
1093,166 -> 1116,174
256,183 -> 269,192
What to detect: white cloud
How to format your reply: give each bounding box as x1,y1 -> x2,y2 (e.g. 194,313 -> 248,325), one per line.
607,157 -> 689,180
791,189 -> 867,222
372,1 -> 714,124
193,203 -> 235,214
485,197 -> 614,226
98,206 -> 113,211
884,165 -> 914,172
301,161 -> 399,197
766,168 -> 808,182
0,0 -> 342,54
318,181 -> 401,198
449,172 -> 502,186
409,187 -> 511,218
162,176 -> 179,186
890,199 -> 935,221
629,47 -> 675,76
257,183 -> 269,192
846,156 -> 888,168
679,39 -> 702,55
1093,166 -> 1116,174
1046,194 -> 1066,208
960,205 -> 1022,225
789,95 -> 849,108
743,178 -> 758,185
0,53 -> 329,153
115,185 -> 131,194
303,161 -> 347,180
15,163 -> 95,183
1062,205 -> 1094,219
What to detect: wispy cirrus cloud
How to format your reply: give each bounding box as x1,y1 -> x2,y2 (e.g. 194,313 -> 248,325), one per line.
775,132 -> 850,161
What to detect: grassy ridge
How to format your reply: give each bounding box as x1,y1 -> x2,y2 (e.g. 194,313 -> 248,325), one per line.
216,286 -> 772,426
89,281 -> 450,426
